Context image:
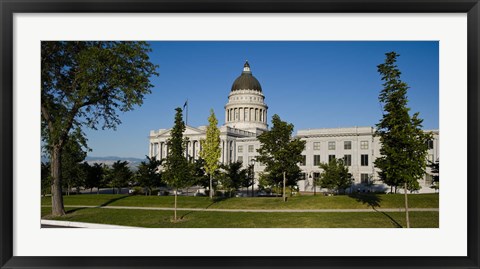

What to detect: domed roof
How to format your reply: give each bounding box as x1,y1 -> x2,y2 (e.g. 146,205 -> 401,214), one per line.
230,61 -> 262,92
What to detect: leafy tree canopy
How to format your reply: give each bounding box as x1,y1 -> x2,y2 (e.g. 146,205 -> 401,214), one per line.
317,158 -> 353,194
42,41 -> 158,215
136,155 -> 162,195
256,114 -> 306,187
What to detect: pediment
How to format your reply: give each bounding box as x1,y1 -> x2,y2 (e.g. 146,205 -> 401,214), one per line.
154,125 -> 206,138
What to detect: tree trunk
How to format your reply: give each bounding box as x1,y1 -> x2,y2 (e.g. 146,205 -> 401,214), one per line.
283,171 -> 287,202
174,188 -> 178,221
404,182 -> 410,228
50,145 -> 66,216
209,173 -> 213,199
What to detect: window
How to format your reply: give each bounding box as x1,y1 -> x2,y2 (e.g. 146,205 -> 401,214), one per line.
313,172 -> 320,180
361,174 -> 369,184
329,155 -> 336,162
313,155 -> 321,166
360,141 -> 369,150
344,141 -> 352,150
300,155 -> 306,166
313,142 -> 321,150
248,145 -> 254,153
328,141 -> 336,150
237,156 -> 243,163
427,140 -> 434,149
343,155 -> 352,166
238,146 -> 243,153
361,154 -> 369,166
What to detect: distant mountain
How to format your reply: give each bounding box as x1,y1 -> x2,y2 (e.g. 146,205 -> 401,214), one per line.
85,156 -> 146,171
85,156 -> 145,162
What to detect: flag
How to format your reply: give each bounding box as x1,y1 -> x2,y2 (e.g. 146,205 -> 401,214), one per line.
183,100 -> 188,109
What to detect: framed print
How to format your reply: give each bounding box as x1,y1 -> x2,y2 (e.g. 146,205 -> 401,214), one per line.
1,0 -> 479,268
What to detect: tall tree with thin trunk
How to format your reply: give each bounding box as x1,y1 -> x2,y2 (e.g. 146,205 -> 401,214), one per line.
199,109 -> 221,199
256,114 -> 306,202
163,108 -> 190,221
375,52 -> 432,228
41,41 -> 158,216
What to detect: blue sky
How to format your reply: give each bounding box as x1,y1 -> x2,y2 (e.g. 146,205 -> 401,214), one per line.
83,41 -> 439,158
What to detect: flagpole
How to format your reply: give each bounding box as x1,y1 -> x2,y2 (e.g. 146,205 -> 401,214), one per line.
186,99 -> 188,126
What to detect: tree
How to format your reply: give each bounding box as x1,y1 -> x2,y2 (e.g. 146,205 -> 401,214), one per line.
136,156 -> 162,195
317,158 -> 353,194
61,137 -> 88,195
375,52 -> 432,228
41,162 -> 51,197
163,108 -> 190,221
189,158 -> 210,188
219,161 -> 248,196
41,41 -> 158,216
107,160 -> 133,194
256,114 -> 306,202
84,162 -> 105,194
199,109 -> 221,199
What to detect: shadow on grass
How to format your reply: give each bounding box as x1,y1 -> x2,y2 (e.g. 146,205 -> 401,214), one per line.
65,207 -> 88,214
373,208 -> 403,228
99,195 -> 129,207
348,193 -> 403,228
348,193 -> 382,208
205,196 -> 231,209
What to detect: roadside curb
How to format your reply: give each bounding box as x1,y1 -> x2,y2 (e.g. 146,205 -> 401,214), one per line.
41,219 -> 140,228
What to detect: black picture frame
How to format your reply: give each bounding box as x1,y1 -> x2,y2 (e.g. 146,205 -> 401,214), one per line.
1,1 -> 479,268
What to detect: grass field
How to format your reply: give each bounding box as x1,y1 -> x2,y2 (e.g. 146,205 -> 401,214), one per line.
41,193 -> 439,210
41,207 -> 438,228
41,193 -> 439,228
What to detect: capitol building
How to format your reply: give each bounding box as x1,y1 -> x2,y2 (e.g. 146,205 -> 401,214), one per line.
149,61 -> 439,193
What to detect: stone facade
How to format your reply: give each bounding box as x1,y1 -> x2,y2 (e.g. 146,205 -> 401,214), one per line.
148,61 -> 439,193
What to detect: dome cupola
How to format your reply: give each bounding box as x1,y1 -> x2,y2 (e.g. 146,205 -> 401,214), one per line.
224,61 -> 268,134
230,61 -> 262,92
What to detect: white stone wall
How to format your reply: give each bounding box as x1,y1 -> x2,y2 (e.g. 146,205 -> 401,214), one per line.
149,126 -> 440,193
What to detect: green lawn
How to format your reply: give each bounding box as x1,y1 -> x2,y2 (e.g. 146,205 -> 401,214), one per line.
41,206 -> 438,228
41,193 -> 438,228
41,193 -> 439,210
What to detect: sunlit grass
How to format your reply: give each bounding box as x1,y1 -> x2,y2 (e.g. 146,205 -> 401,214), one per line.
41,193 -> 439,210
41,207 -> 438,228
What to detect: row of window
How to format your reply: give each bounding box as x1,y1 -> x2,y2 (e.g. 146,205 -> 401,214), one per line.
314,140 -> 369,151
300,154 -> 369,166
303,172 -> 371,184
238,141 -> 369,154
231,96 -> 263,101
238,145 -> 255,153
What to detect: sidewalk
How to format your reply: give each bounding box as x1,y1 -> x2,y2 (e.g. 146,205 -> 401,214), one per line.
41,219 -> 139,228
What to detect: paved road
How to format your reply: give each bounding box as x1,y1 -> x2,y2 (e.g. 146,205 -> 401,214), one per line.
42,205 -> 439,213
